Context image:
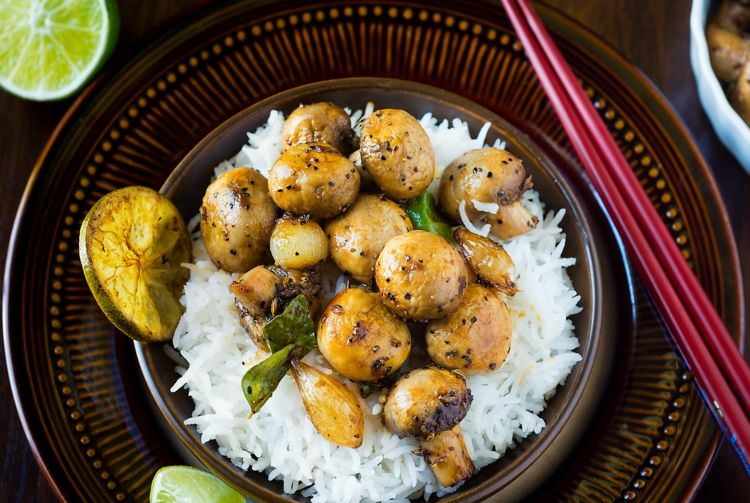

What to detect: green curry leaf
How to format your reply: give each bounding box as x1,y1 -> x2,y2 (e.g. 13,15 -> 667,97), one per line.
263,294 -> 316,353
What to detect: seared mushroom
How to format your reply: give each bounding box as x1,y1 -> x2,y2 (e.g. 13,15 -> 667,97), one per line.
454,227 -> 517,295
360,109 -> 435,200
731,60 -> 750,124
325,194 -> 413,283
348,149 -> 376,190
713,0 -> 750,35
382,367 -> 475,487
707,24 -> 749,82
270,215 -> 328,269
200,167 -> 277,273
269,142 -> 360,218
317,288 -> 411,381
282,102 -> 355,154
426,284 -> 512,374
375,230 -> 468,320
231,265 -> 321,349
438,147 -> 537,239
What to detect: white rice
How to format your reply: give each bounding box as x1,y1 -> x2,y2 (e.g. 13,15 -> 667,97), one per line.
170,106 -> 582,502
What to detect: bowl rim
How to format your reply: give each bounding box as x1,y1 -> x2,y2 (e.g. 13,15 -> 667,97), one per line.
689,0 -> 750,172
135,77 -> 629,502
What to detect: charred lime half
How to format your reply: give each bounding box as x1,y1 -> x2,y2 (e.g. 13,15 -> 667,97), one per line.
80,186 -> 190,342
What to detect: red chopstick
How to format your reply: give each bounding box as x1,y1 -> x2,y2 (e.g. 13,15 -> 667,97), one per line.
501,0 -> 750,472
516,1 -> 750,411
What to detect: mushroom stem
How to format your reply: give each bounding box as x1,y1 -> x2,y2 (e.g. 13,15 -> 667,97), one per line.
488,200 -> 538,240
419,425 -> 475,487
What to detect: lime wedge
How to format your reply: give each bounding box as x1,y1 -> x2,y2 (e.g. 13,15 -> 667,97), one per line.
150,466 -> 245,503
0,0 -> 119,100
80,186 -> 190,343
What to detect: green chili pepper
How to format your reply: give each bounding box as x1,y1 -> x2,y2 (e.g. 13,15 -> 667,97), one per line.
405,191 -> 454,242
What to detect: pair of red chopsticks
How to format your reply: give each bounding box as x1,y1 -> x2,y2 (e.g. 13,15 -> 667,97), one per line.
501,0 -> 750,472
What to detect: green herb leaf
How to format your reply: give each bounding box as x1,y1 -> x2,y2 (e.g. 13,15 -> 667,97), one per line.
241,344 -> 295,413
406,192 -> 454,242
242,295 -> 318,414
263,294 -> 315,353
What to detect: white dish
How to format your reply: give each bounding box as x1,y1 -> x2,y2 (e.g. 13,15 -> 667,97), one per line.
690,0 -> 750,173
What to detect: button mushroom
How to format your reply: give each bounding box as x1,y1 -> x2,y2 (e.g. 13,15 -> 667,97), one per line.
269,214 -> 329,270
325,194 -> 413,283
375,230 -> 468,320
707,24 -> 749,82
360,109 -> 435,200
269,142 -> 361,219
317,288 -> 411,382
382,367 -> 475,487
454,227 -> 517,295
426,284 -> 512,374
282,102 -> 356,155
713,0 -> 750,35
438,147 -> 537,239
200,167 -> 277,273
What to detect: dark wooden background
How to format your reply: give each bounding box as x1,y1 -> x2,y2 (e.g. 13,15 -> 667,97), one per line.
0,1 -> 747,501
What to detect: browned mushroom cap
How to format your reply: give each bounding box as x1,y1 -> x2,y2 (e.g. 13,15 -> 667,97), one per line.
382,367 -> 476,487
325,194 -> 413,283
454,227 -> 517,295
707,24 -> 750,82
200,167 -> 277,273
375,230 -> 468,320
268,142 -> 360,218
282,102 -> 355,154
360,109 -> 435,200
438,147 -> 532,221
317,288 -> 411,382
382,367 -> 472,439
426,284 -> 512,374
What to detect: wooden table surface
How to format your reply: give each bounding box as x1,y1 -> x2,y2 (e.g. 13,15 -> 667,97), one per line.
0,1 -> 747,501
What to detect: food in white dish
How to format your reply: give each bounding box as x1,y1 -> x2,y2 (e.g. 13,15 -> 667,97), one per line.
707,0 -> 750,124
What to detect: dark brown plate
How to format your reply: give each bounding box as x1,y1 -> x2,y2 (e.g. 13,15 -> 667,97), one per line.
3,1 -> 743,502
135,77 -> 629,502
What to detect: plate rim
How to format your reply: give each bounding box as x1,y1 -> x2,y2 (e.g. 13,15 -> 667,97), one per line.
2,1 -> 744,501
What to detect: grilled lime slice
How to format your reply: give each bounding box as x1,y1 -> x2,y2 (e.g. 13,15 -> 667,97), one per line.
0,0 -> 119,100
80,186 -> 190,342
150,466 -> 245,503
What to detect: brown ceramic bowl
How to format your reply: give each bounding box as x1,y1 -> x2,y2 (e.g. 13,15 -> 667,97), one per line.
135,78 -> 630,502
